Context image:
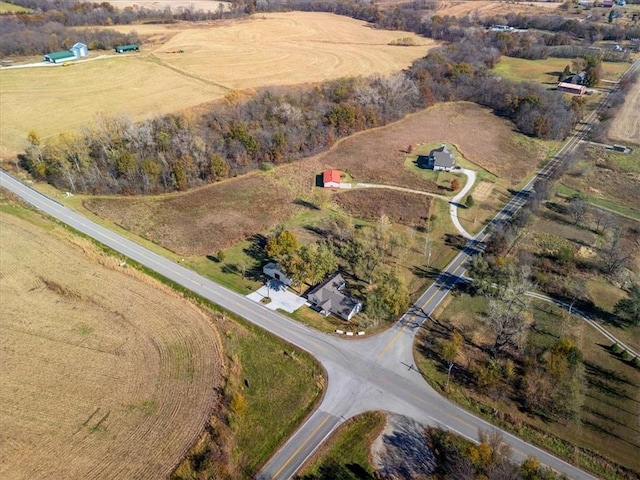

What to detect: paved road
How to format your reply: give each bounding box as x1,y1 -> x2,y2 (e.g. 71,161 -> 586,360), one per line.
3,58 -> 638,480
0,173 -> 600,480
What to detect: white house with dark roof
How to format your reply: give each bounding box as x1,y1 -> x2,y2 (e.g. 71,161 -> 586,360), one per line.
307,273 -> 362,321
428,145 -> 455,171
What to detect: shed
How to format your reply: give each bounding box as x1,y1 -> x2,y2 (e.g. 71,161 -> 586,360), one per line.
43,51 -> 76,63
115,44 -> 139,53
322,169 -> 341,188
71,42 -> 88,58
558,82 -> 587,95
263,262 -> 292,287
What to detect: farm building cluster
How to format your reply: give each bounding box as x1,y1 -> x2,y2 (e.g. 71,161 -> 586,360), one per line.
43,42 -> 88,63
43,42 -> 139,63
558,71 -> 588,95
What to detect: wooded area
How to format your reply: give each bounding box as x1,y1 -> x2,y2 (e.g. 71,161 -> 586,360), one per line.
15,0 -> 628,194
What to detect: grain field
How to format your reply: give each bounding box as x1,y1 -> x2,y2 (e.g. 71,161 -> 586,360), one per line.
0,205 -> 224,479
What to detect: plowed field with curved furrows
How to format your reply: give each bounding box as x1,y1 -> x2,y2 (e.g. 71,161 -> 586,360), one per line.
0,207 -> 223,479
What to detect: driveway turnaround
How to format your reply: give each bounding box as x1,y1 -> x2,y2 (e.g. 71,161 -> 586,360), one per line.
247,281 -> 307,313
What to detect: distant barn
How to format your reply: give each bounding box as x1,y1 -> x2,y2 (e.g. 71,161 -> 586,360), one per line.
322,170 -> 341,188
115,44 -> 139,53
558,82 -> 587,95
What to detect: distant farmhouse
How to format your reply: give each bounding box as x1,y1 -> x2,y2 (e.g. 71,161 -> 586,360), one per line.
307,273 -> 362,321
322,169 -> 341,188
558,82 -> 587,95
44,42 -> 88,63
115,44 -> 139,53
565,72 -> 586,85
424,145 -> 455,171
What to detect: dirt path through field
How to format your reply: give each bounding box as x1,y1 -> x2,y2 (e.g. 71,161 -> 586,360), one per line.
0,209 -> 224,479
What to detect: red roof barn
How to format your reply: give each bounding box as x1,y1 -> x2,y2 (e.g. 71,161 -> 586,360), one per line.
322,170 -> 341,188
558,82 -> 587,95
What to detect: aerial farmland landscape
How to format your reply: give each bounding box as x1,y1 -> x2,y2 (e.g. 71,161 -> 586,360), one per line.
0,0 -> 639,479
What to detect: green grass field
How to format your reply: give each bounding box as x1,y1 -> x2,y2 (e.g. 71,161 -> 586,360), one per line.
493,56 -> 631,86
222,319 -> 324,476
298,412 -> 386,478
0,1 -> 31,12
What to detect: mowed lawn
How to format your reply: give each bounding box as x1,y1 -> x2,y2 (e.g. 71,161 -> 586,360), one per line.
493,56 -> 631,86
0,12 -> 436,160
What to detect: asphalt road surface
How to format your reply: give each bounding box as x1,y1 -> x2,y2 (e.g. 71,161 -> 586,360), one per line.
3,58 -> 638,480
0,172 -> 599,480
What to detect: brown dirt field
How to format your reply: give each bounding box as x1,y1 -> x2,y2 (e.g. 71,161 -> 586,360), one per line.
334,189 -> 432,226
84,172 -> 297,255
0,209 -> 224,479
608,75 -> 640,144
0,12 -> 435,160
84,102 -> 546,255
318,102 -> 549,186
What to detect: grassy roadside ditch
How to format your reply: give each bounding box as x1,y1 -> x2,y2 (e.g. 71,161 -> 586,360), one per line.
414,292 -> 639,480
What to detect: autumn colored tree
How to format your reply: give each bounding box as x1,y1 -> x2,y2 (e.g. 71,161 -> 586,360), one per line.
451,178 -> 460,191
265,230 -> 300,260
440,331 -> 464,388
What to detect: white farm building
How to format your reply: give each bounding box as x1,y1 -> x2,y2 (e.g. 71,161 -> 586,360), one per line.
44,42 -> 88,63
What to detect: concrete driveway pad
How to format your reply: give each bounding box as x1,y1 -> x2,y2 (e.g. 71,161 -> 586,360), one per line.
247,281 -> 307,313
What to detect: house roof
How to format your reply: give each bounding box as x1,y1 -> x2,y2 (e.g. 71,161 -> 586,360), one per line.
45,51 -> 76,60
430,145 -> 455,168
308,273 -> 360,320
323,169 -> 341,185
566,72 -> 586,85
72,42 -> 87,49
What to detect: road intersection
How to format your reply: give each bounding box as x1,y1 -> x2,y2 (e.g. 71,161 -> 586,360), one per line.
2,58 -> 638,480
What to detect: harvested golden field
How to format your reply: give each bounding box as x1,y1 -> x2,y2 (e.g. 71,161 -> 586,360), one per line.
433,0 -> 560,18
608,75 -> 640,144
0,204 -> 223,479
0,12 -> 435,159
107,0 -> 228,11
85,102 -> 545,255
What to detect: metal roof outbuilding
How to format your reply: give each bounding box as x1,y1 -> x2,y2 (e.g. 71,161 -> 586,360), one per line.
43,51 -> 76,63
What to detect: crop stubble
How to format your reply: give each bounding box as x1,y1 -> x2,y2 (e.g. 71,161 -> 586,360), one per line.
0,210 -> 223,479
608,74 -> 640,144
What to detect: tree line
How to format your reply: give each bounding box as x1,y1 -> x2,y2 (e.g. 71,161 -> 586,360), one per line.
21,37 -> 580,195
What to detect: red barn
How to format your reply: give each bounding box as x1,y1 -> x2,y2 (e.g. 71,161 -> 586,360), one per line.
558,82 -> 587,95
322,170 -> 341,188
